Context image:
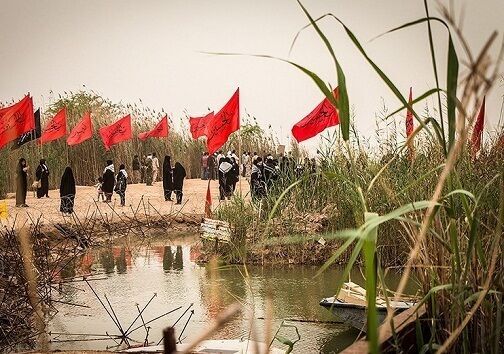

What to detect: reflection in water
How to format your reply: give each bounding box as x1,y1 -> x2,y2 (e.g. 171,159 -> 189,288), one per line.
99,247 -> 115,274
116,247 -> 127,274
173,246 -> 183,270
163,246 -> 173,271
80,251 -> 94,274
59,258 -> 76,279
50,240 -> 414,353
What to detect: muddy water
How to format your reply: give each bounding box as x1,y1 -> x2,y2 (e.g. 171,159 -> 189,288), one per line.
49,237 -> 408,353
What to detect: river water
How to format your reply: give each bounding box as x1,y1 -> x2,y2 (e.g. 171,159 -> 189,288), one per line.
49,236 -> 406,353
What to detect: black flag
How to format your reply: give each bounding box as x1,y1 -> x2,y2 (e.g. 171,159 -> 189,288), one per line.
11,108 -> 41,150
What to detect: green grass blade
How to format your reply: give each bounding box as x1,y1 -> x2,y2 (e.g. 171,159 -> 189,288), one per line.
363,212 -> 379,354
373,17 -> 449,40
315,235 -> 356,277
446,35 -> 459,152
464,290 -> 500,305
204,51 -> 336,109
267,178 -> 303,220
371,15 -> 459,151
448,219 -> 461,277
360,200 -> 437,238
442,189 -> 476,203
385,88 -> 442,119
295,1 -> 350,141
424,0 -> 447,155
259,229 -> 360,246
398,163 -> 445,196
331,16 -> 431,138
395,216 -> 451,251
332,237 -> 365,300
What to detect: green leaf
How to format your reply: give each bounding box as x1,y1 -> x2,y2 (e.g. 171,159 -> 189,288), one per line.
295,1 -> 350,141
442,189 -> 476,203
398,163 -> 445,196
330,237 -> 365,310
464,290 -> 500,305
259,229 -> 360,246
449,219 -> 461,277
363,212 -> 379,353
384,88 -> 442,119
315,234 -> 357,277
360,201 -> 437,240
373,16 -> 458,150
204,51 -> 336,110
267,178 -> 303,220
446,35 -> 459,152
423,0 -> 447,155
395,216 -> 451,251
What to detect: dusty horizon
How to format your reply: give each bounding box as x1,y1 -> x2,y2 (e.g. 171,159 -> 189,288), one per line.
1,0 -> 503,153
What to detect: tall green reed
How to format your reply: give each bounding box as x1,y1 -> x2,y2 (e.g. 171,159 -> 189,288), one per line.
210,0 -> 503,352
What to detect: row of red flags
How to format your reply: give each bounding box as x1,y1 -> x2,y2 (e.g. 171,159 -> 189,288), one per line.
0,88 -> 487,154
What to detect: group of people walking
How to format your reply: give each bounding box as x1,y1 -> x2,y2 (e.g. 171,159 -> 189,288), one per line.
161,156 -> 186,204
13,148 -> 314,217
14,153 -> 187,216
15,158 -> 76,214
131,153 -> 160,185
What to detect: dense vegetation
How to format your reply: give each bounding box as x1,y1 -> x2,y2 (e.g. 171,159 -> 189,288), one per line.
0,91 -> 279,198
213,1 -> 504,352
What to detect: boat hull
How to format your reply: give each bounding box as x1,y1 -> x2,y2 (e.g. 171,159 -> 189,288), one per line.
319,297 -> 413,332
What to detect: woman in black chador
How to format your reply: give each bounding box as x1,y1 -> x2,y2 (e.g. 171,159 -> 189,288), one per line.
218,156 -> 233,200
115,164 -> 128,206
35,159 -> 50,198
16,158 -> 29,207
102,160 -> 115,203
229,157 -> 239,193
162,155 -> 174,201
60,167 -> 76,214
172,162 -> 186,205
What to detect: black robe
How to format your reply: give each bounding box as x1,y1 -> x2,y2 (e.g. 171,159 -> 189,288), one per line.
218,157 -> 233,199
173,162 -> 186,190
102,166 -> 115,194
115,170 -> 127,193
250,164 -> 266,199
229,161 -> 239,191
60,167 -> 76,214
162,157 -> 174,192
208,154 -> 215,179
36,163 -> 50,198
15,161 -> 28,206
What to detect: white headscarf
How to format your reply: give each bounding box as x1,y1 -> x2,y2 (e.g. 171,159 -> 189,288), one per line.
104,164 -> 115,174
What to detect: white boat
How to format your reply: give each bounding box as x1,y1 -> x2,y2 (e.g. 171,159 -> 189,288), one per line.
319,282 -> 416,332
124,339 -> 286,353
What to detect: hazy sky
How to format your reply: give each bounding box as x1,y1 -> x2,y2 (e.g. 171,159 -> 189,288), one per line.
1,0 -> 503,152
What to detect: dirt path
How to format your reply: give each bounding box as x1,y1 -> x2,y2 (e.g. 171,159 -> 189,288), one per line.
0,179 -> 250,229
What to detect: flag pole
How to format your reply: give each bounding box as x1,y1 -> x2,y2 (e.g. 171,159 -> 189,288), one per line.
66,143 -> 69,166
238,127 -> 242,197
92,136 -> 97,173
39,100 -> 44,159
164,115 -> 170,156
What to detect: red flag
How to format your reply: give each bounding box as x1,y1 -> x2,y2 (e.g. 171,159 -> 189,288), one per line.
99,114 -> 132,150
206,88 -> 240,154
471,96 -> 485,157
406,87 -> 414,137
0,95 -> 35,150
189,111 -> 214,139
138,115 -> 169,141
40,107 -> 67,144
291,88 -> 339,143
205,180 -> 212,218
67,112 -> 93,146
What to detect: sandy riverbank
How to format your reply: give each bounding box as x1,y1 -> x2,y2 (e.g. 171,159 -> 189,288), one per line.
0,179 -> 250,229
